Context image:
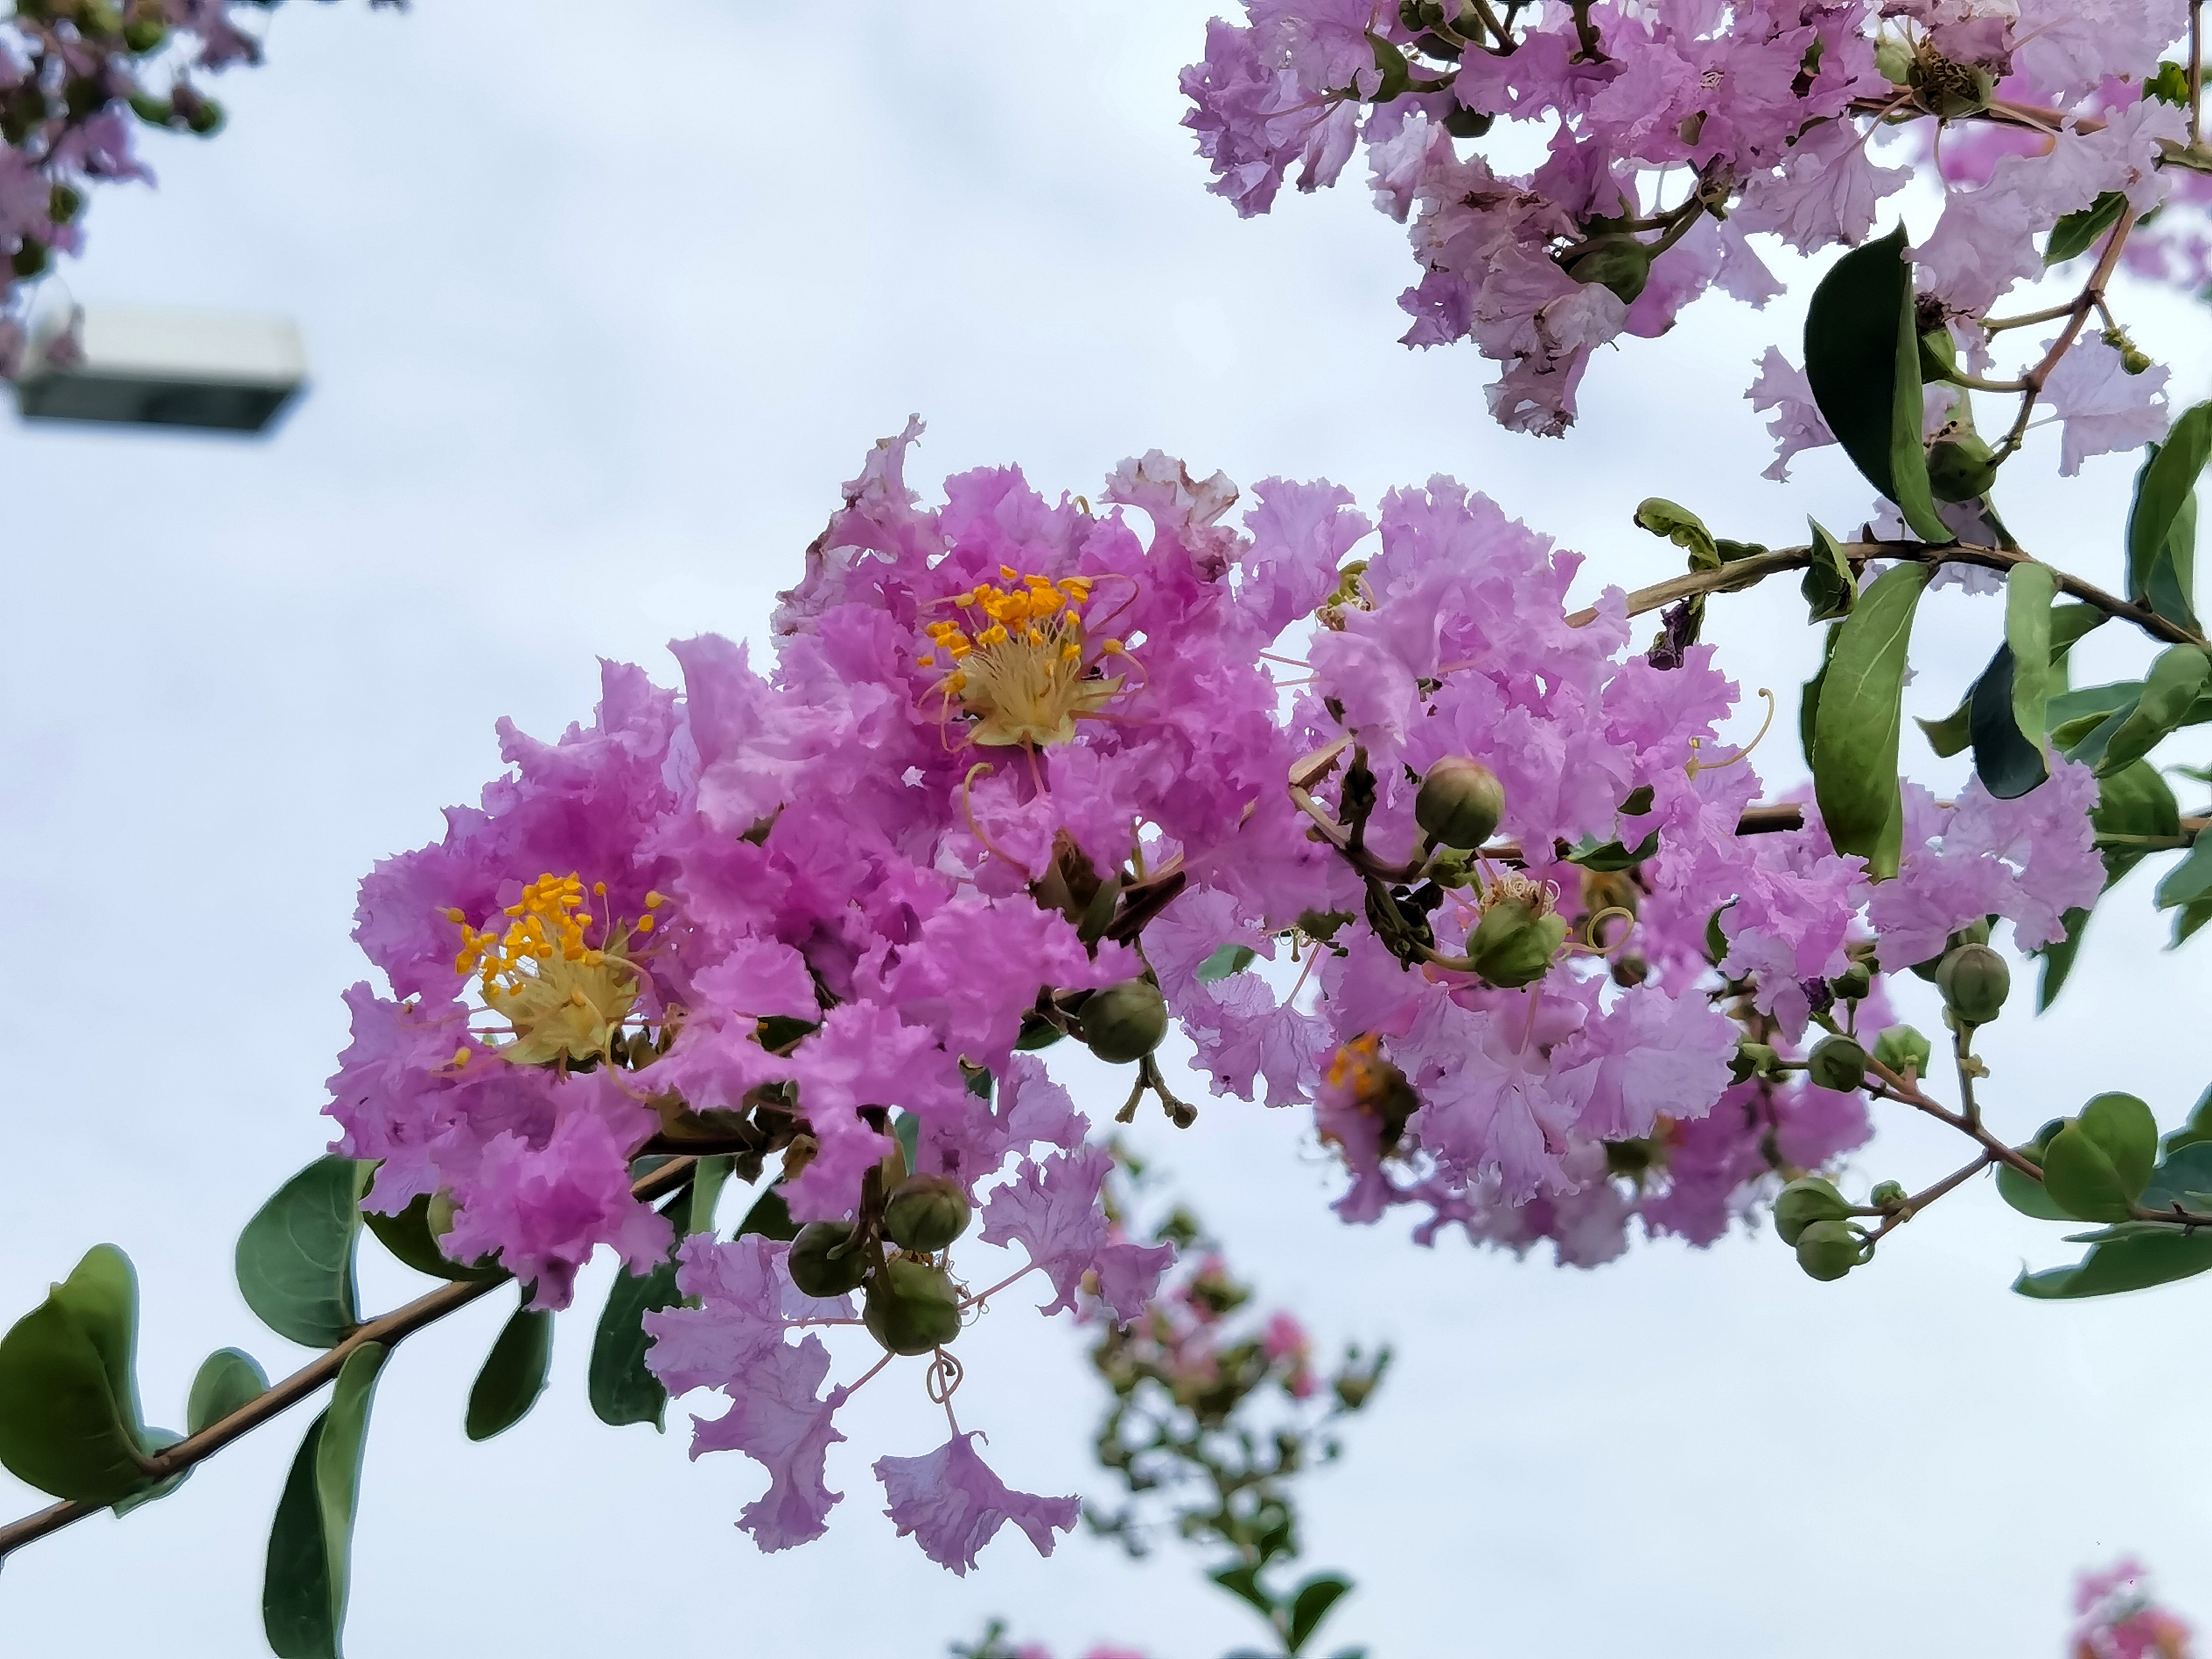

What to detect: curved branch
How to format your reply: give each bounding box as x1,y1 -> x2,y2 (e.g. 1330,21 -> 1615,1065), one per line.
0,1155 -> 703,1563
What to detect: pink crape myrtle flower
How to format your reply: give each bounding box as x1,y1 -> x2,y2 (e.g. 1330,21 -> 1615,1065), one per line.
874,1433 -> 1081,1576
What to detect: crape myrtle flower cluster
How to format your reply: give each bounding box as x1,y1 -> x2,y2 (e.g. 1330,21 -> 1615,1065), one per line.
2072,1558 -> 2197,1659
324,420 -> 2105,1564
0,0 -> 393,372
1182,0 -> 2207,459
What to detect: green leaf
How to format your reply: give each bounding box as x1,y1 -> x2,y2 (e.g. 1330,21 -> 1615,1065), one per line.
1564,830 -> 1659,871
2177,898 -> 2212,947
2156,836 -> 2212,910
1997,1161 -> 2074,1222
1968,645 -> 2048,799
1995,563 -> 2056,787
2047,679 -> 2144,731
2046,190 -> 2127,265
1197,943 -> 1260,983
2040,1093 -> 2159,1222
238,1157 -> 369,1348
2149,486 -> 2200,632
2128,410 -> 2212,626
2034,905 -> 2090,1011
2014,1230 -> 2212,1299
686,1155 -> 734,1237
1916,686 -> 1973,758
1803,226 -> 1951,542
1287,1574 -> 1353,1653
2094,760 -> 2181,885
1633,498 -> 1720,569
1209,1562 -> 1276,1620
588,1259 -> 680,1430
188,1347 -> 269,1436
2141,1140 -> 2212,1209
361,1193 -> 504,1284
264,1343 -> 386,1659
464,1302 -> 553,1442
1812,562 -> 1930,876
736,1183 -> 800,1243
2096,645 -> 2210,776
1799,623 -> 1842,771
0,1244 -> 161,1505
1801,518 -> 1857,622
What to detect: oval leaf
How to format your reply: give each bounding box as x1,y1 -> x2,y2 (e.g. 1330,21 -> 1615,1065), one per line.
361,1194 -> 503,1284
464,1304 -> 553,1442
188,1346 -> 269,1437
1812,561 -> 1930,876
264,1342 -> 386,1659
588,1259 -> 680,1431
1289,1574 -> 1353,1653
238,1158 -> 369,1348
2128,407 -> 2212,611
0,1244 -> 158,1505
2015,1230 -> 2212,1298
1968,645 -> 2047,800
2097,645 -> 2210,777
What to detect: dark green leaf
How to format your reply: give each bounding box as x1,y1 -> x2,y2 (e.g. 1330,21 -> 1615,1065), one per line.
736,1184 -> 799,1243
1196,943 -> 1260,983
188,1346 -> 269,1436
2046,602 -> 2108,679
2178,898 -> 2212,946
1916,685 -> 1973,758
2041,1093 -> 2159,1221
2128,410 -> 2212,618
238,1158 -> 369,1348
1801,518 -> 1856,621
1800,623 -> 1841,771
2148,486 -> 2200,632
1208,1562 -> 1276,1619
1803,226 -> 1950,542
2094,760 -> 2181,885
1812,562 -> 1930,876
2141,1141 -> 2212,1209
0,1244 -> 159,1505
1288,1574 -> 1353,1653
2059,703 -> 2133,768
588,1259 -> 680,1430
1564,831 -> 1659,871
2156,837 -> 2212,910
361,1194 -> 503,1284
2163,1087 -> 2212,1155
2014,1230 -> 2212,1298
2047,680 -> 2144,731
2046,190 -> 2127,265
263,1342 -> 386,1659
1968,644 -> 2048,799
2001,564 -> 2055,773
2098,645 -> 2210,775
109,1426 -> 188,1516
1633,498 -> 1720,570
2035,905 -> 2090,1012
1997,1158 -> 2074,1221
465,1303 -> 552,1442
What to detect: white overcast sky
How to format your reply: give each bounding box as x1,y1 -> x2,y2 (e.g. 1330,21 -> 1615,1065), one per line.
3,4 -> 2210,1656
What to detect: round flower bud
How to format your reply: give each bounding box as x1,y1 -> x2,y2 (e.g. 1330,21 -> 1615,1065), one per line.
1926,433 -> 1999,502
788,1222 -> 871,1299
1773,1176 -> 1852,1246
1936,942 -> 2010,1025
1869,1179 -> 1907,1209
1794,1218 -> 1867,1282
1081,979 -> 1169,1065
1829,961 -> 1873,1002
884,1175 -> 972,1252
863,1257 -> 963,1356
1414,757 -> 1507,850
1564,234 -> 1654,304
1872,1024 -> 1933,1078
1467,898 -> 1568,989
1807,1036 -> 1867,1094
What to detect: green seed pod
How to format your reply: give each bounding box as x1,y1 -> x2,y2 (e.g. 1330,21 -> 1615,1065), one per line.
1794,1218 -> 1867,1282
123,18 -> 166,52
1806,1036 -> 1867,1094
788,1222 -> 871,1299
863,1257 -> 963,1356
1414,757 -> 1507,850
1936,942 -> 2011,1025
1926,433 -> 1999,502
1773,1176 -> 1852,1246
1869,1179 -> 1907,1209
1081,979 -> 1169,1065
1829,961 -> 1873,1002
883,1175 -> 972,1252
1564,234 -> 1654,305
1467,898 -> 1569,989
1871,1024 -> 1933,1079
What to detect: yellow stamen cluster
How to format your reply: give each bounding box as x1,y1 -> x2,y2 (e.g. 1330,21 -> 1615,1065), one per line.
443,874 -> 668,1068
1323,1031 -> 1388,1098
918,568 -> 1125,748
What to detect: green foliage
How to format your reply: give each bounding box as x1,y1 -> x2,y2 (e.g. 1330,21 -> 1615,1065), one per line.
2046,191 -> 2127,265
1801,519 -> 1856,622
264,1343 -> 386,1659
237,1158 -> 370,1349
2039,1094 -> 2159,1222
0,1244 -> 174,1506
1198,943 -> 1260,983
188,1347 -> 269,1436
2015,1230 -> 2212,1299
2127,412 -> 2210,632
1812,561 -> 1930,876
1803,226 -> 1950,541
465,1301 -> 554,1442
2096,645 -> 2209,777
361,1194 -> 502,1284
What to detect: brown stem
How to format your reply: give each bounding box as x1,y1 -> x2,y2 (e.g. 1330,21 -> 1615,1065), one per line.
1864,1152 -> 1996,1243
0,1155 -> 702,1564
1994,204 -> 2138,460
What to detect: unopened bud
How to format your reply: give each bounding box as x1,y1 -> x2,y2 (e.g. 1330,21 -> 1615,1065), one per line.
1730,1041 -> 1780,1085
1927,433 -> 1999,502
884,1175 -> 972,1252
1807,1036 -> 1867,1094
1830,961 -> 1874,1002
1415,757 -> 1507,850
1081,979 -> 1169,1065
1467,897 -> 1568,989
788,1222 -> 871,1299
1869,1179 -> 1907,1209
1872,1024 -> 1933,1078
863,1257 -> 963,1356
1564,234 -> 1653,304
1794,1218 -> 1867,1281
1773,1176 -> 1852,1245
1936,942 -> 2009,1025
